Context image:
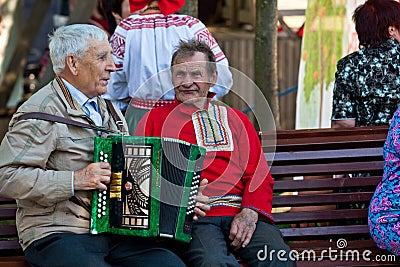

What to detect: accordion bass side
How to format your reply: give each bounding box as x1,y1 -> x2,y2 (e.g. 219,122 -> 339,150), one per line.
90,136 -> 206,243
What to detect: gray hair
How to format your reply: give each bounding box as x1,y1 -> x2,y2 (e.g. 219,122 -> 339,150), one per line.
49,24 -> 108,75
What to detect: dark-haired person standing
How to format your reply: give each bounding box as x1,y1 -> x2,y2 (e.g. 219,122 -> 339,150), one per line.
331,0 -> 400,127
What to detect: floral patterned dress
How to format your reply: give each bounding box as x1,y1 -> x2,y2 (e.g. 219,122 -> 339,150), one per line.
331,39 -> 400,126
369,107 -> 400,255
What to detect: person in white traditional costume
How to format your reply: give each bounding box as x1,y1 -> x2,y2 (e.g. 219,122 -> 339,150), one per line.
103,0 -> 233,134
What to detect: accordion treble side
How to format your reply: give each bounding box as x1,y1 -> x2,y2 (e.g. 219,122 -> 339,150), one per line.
90,135 -> 206,243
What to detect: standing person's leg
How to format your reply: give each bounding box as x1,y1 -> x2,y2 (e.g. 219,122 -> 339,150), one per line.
185,217 -> 240,267
24,233 -> 111,267
108,236 -> 186,267
236,221 -> 296,267
125,106 -> 149,135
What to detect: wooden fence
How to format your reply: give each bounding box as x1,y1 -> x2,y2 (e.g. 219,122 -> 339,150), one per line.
211,28 -> 302,129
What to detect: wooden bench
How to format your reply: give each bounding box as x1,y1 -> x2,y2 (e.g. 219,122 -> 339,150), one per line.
260,125 -> 400,266
0,198 -> 28,267
1,125 -> 399,266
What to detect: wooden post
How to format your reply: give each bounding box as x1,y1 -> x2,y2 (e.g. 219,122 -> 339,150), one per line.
255,0 -> 280,129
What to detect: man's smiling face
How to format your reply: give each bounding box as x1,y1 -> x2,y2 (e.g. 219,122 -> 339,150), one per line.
172,51 -> 217,105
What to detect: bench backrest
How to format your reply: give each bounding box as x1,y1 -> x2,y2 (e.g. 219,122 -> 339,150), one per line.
0,126 -> 395,264
0,197 -> 23,256
260,126 -> 400,264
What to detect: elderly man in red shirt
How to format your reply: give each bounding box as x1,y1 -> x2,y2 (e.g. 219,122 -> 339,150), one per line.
135,39 -> 295,267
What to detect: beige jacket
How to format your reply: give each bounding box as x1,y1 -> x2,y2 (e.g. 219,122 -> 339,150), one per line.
0,78 -> 127,250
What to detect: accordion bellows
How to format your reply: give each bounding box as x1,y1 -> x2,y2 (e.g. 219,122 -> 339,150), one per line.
90,135 -> 206,243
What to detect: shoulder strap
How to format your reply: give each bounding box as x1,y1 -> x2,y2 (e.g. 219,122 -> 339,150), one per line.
17,112 -> 119,134
105,99 -> 126,133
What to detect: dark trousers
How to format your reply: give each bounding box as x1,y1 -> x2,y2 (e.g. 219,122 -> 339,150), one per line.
184,216 -> 296,267
24,233 -> 186,267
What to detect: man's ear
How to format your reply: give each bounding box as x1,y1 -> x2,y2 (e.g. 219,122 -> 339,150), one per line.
66,55 -> 78,75
209,71 -> 218,86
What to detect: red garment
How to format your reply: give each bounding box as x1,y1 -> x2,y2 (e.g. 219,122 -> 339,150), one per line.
89,16 -> 110,39
129,0 -> 185,16
135,99 -> 274,221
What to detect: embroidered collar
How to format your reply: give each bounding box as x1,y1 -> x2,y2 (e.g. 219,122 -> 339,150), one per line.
192,103 -> 234,152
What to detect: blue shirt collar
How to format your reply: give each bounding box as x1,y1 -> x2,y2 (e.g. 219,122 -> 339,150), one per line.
61,78 -> 97,106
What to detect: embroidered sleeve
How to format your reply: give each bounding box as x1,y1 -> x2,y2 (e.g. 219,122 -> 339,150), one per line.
103,26 -> 129,110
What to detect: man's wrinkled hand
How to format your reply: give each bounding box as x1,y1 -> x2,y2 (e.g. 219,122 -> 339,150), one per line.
74,162 -> 111,191
229,208 -> 258,250
193,178 -> 210,220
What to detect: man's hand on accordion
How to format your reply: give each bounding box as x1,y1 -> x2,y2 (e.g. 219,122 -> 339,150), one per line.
74,162 -> 111,191
193,178 -> 210,220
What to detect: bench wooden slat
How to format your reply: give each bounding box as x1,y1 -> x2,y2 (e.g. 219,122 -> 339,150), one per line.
273,176 -> 382,191
0,240 -> 22,252
0,225 -> 18,238
262,131 -> 387,145
280,225 -> 369,238
272,192 -> 373,207
270,161 -> 383,177
273,209 -> 368,223
0,208 -> 17,220
0,256 -> 29,267
267,147 -> 383,162
0,198 -> 16,205
260,125 -> 389,141
264,141 -> 386,153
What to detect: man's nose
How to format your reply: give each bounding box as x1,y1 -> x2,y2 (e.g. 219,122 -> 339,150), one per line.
107,56 -> 116,72
181,74 -> 194,86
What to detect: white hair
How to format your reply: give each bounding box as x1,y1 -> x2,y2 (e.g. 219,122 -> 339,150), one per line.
48,24 -> 108,75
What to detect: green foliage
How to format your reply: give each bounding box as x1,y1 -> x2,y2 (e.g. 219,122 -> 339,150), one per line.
302,0 -> 346,102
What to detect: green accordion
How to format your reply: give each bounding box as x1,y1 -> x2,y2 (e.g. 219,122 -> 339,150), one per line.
90,135 -> 206,243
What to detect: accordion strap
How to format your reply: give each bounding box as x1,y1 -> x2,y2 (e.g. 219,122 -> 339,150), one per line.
17,112 -> 119,134
104,99 -> 125,133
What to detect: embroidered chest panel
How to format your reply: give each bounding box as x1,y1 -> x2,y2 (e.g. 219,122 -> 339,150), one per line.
192,104 -> 234,152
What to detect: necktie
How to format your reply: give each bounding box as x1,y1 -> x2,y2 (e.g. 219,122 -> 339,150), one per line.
85,100 -> 102,126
